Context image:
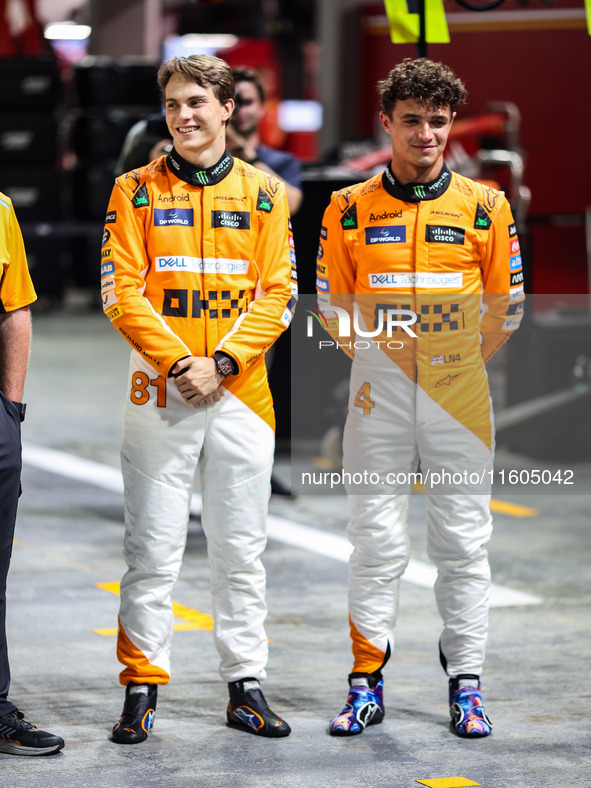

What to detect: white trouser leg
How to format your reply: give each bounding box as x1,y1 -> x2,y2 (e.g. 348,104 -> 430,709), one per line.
418,385 -> 494,677
343,355 -> 416,668
199,390 -> 274,683
426,495 -> 492,677
119,353 -> 205,681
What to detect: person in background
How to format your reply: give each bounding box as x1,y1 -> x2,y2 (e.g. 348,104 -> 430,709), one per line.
227,67 -> 302,216
0,192 -> 65,756
102,54 -> 295,744
115,111 -> 172,176
228,67 -> 302,496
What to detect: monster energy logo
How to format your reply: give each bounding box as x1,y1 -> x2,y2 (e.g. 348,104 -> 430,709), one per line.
413,185 -> 426,199
194,170 -> 209,186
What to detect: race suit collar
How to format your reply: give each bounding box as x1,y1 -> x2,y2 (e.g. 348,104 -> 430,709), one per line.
166,148 -> 233,187
382,162 -> 451,202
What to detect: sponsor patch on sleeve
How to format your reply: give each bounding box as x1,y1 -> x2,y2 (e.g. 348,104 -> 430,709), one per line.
502,315 -> 523,331
510,254 -> 522,271
340,203 -> 358,230
507,301 -> 524,316
100,275 -> 115,293
105,304 -> 121,322
316,276 -> 330,292
102,288 -> 118,311
256,188 -> 273,213
474,203 -> 492,230
132,183 -> 149,208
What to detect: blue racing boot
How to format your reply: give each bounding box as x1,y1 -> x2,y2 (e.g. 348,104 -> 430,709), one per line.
329,673 -> 385,736
449,675 -> 492,737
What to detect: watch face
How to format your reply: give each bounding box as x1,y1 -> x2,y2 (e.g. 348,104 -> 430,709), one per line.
216,355 -> 233,377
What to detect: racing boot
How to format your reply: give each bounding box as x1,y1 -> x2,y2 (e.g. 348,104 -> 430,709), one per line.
449,674 -> 492,737
329,672 -> 385,736
111,683 -> 157,744
226,678 -> 291,737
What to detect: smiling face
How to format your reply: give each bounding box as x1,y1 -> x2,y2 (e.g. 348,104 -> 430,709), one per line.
164,74 -> 234,168
380,98 -> 455,184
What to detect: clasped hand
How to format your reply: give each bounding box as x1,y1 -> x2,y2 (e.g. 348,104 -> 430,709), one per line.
171,357 -> 225,408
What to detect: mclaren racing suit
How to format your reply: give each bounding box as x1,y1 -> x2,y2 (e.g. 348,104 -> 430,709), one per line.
317,163 -> 524,679
102,149 -> 296,685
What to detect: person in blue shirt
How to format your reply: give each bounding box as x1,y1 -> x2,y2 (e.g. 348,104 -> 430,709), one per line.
227,67 -> 303,216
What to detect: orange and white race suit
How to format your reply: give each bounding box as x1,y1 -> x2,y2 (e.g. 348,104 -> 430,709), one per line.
317,163 -> 524,679
102,150 -> 296,684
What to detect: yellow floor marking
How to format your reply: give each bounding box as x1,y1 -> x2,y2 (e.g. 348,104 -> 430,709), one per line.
171,601 -> 214,631
313,456 -> 334,469
94,582 -> 214,636
416,778 -> 481,788
490,498 -> 538,517
96,581 -> 120,595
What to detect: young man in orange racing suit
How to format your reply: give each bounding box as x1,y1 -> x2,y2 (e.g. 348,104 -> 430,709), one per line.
102,55 -> 296,743
317,59 -> 524,738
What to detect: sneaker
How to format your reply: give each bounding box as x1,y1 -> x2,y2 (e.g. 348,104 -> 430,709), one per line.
449,675 -> 492,737
0,710 -> 64,756
329,674 -> 385,736
111,683 -> 157,744
227,678 -> 291,738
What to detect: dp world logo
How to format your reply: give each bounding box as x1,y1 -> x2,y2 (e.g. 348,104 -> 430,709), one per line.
154,208 -> 194,227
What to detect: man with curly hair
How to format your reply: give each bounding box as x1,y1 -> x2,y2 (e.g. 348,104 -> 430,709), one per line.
317,58 -> 524,738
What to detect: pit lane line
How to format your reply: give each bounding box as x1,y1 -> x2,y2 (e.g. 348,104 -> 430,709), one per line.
21,442 -> 542,608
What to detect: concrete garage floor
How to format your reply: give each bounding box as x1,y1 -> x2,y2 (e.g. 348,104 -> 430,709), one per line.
2,306 -> 590,787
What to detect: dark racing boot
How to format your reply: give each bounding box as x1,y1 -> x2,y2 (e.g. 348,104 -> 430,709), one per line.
111,683 -> 157,744
329,672 -> 385,736
227,678 -> 291,737
449,674 -> 492,737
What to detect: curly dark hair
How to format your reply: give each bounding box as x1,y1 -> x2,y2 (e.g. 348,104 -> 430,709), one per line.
157,54 -> 234,105
378,58 -> 467,117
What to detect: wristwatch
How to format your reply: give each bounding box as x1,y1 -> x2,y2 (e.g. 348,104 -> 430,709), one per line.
212,352 -> 236,378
